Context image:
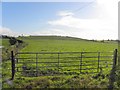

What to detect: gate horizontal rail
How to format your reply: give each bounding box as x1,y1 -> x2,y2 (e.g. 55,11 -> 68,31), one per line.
17,51 -> 113,54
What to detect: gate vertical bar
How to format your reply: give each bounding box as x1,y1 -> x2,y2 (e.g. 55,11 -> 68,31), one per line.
11,51 -> 15,80
58,53 -> 60,72
97,52 -> 100,72
36,53 -> 38,76
80,52 -> 83,73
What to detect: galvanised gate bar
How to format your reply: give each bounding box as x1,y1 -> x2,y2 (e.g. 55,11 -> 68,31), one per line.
11,49 -> 118,79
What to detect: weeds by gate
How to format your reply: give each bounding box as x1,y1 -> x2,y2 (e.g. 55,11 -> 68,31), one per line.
10,49 -> 118,79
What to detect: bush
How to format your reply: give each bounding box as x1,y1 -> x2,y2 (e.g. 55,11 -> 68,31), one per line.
17,39 -> 23,43
9,38 -> 17,45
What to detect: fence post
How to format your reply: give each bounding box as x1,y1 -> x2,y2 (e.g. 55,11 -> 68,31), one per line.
11,51 -> 15,80
108,49 -> 117,89
113,49 -> 117,66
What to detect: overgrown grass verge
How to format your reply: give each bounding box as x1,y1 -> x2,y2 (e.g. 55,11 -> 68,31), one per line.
2,75 -> 110,89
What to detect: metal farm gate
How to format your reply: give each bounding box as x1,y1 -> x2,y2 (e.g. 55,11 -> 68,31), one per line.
10,49 -> 118,80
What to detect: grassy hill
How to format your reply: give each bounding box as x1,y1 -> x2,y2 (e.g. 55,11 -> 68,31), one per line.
19,36 -> 117,52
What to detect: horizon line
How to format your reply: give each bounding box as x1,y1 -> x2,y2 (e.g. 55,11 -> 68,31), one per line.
1,34 -> 119,40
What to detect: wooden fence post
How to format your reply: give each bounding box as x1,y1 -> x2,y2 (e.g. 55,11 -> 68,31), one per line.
108,49 -> 117,89
113,49 -> 117,66
11,51 -> 15,80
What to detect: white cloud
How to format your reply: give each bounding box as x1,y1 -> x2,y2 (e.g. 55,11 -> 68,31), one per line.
47,0 -> 118,40
57,11 -> 74,17
28,28 -> 70,36
48,16 -> 114,30
0,27 -> 19,37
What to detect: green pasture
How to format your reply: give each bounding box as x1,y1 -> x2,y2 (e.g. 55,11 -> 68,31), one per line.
2,36 -> 119,88
20,36 -> 117,52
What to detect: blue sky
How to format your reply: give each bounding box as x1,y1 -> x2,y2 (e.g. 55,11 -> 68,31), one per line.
1,0 -> 95,2
0,3 -> 2,27
2,2 -> 94,33
1,0 -> 118,40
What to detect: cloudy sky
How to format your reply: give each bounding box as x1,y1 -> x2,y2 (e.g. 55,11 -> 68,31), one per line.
0,0 -> 119,40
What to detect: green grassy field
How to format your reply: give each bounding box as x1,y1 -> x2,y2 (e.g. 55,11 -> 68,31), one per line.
2,36 -> 119,89
20,36 -> 117,52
